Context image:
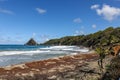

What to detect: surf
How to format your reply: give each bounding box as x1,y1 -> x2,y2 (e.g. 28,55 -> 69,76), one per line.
0,45 -> 89,66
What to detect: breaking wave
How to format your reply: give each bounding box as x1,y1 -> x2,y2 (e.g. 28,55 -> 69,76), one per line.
0,45 -> 89,66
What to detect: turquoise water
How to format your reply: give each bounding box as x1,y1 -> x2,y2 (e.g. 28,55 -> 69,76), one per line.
0,45 -> 89,67
0,45 -> 46,51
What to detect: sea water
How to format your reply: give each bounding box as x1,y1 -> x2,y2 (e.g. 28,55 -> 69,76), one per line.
0,45 -> 89,67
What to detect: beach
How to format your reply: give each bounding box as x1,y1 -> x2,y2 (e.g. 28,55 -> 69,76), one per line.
0,0 -> 120,79
0,45 -> 115,80
0,52 -> 103,80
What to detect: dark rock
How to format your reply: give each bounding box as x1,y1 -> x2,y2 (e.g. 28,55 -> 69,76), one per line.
25,38 -> 38,46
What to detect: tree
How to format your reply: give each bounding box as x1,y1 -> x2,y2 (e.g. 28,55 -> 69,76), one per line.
95,47 -> 105,69
43,27 -> 120,49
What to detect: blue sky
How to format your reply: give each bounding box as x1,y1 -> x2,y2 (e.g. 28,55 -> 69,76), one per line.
0,0 -> 120,44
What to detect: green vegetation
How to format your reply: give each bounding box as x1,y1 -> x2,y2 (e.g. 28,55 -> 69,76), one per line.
105,64 -> 111,69
44,27 -> 120,77
44,27 -> 120,49
95,47 -> 105,69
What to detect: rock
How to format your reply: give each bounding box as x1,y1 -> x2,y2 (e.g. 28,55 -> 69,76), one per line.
0,53 -> 100,80
48,75 -> 57,79
25,38 -> 38,46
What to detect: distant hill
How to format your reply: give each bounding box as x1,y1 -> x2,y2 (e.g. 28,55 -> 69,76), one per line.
43,27 -> 120,49
25,38 -> 38,46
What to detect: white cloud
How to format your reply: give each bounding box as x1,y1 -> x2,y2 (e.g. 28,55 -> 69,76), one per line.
73,18 -> 82,23
91,4 -> 120,21
32,33 -> 36,38
92,24 -> 97,29
74,30 -> 84,36
74,30 -> 79,36
75,30 -> 79,34
91,4 -> 99,9
36,8 -> 46,14
0,8 -> 14,14
79,30 -> 84,35
37,34 -> 50,43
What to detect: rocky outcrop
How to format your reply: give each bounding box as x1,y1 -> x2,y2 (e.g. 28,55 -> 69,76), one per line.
25,38 -> 38,46
101,56 -> 120,80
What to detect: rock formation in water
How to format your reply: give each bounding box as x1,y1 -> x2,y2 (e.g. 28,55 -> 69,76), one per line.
25,38 -> 38,46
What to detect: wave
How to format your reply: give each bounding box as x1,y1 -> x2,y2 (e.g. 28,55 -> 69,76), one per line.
40,46 -> 89,52
0,46 -> 89,56
0,46 -> 90,66
0,50 -> 51,56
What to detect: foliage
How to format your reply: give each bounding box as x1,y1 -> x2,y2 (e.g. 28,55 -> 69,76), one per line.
95,47 -> 106,69
43,27 -> 120,49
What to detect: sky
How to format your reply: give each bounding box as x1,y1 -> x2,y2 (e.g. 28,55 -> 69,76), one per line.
0,0 -> 120,44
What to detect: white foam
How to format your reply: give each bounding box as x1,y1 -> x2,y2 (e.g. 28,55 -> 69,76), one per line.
70,53 -> 78,55
0,59 -> 3,62
0,46 -> 90,66
0,50 -> 50,56
40,46 -> 89,52
0,46 -> 89,56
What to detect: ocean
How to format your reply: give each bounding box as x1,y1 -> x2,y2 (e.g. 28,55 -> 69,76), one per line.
0,45 -> 89,67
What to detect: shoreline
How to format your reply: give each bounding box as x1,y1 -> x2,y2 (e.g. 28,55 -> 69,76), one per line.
0,45 -> 90,67
0,52 -> 101,80
0,50 -> 94,68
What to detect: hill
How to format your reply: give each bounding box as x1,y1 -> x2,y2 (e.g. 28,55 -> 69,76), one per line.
43,27 -> 120,49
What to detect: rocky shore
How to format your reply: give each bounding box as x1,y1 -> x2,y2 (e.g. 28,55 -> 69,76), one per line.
0,52 -> 112,80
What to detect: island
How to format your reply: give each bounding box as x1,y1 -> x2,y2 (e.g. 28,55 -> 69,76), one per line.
25,38 -> 38,46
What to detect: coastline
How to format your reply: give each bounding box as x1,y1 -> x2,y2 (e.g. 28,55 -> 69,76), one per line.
0,52 -> 103,80
0,45 -> 90,67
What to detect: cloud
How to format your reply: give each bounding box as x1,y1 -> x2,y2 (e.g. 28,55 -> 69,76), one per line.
74,30 -> 79,35
91,4 -> 120,21
92,24 -> 97,29
40,35 -> 49,41
36,8 -> 46,14
0,8 -> 14,14
34,34 -> 50,43
74,30 -> 84,36
91,4 -> 99,9
32,33 -> 36,38
73,18 -> 82,23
